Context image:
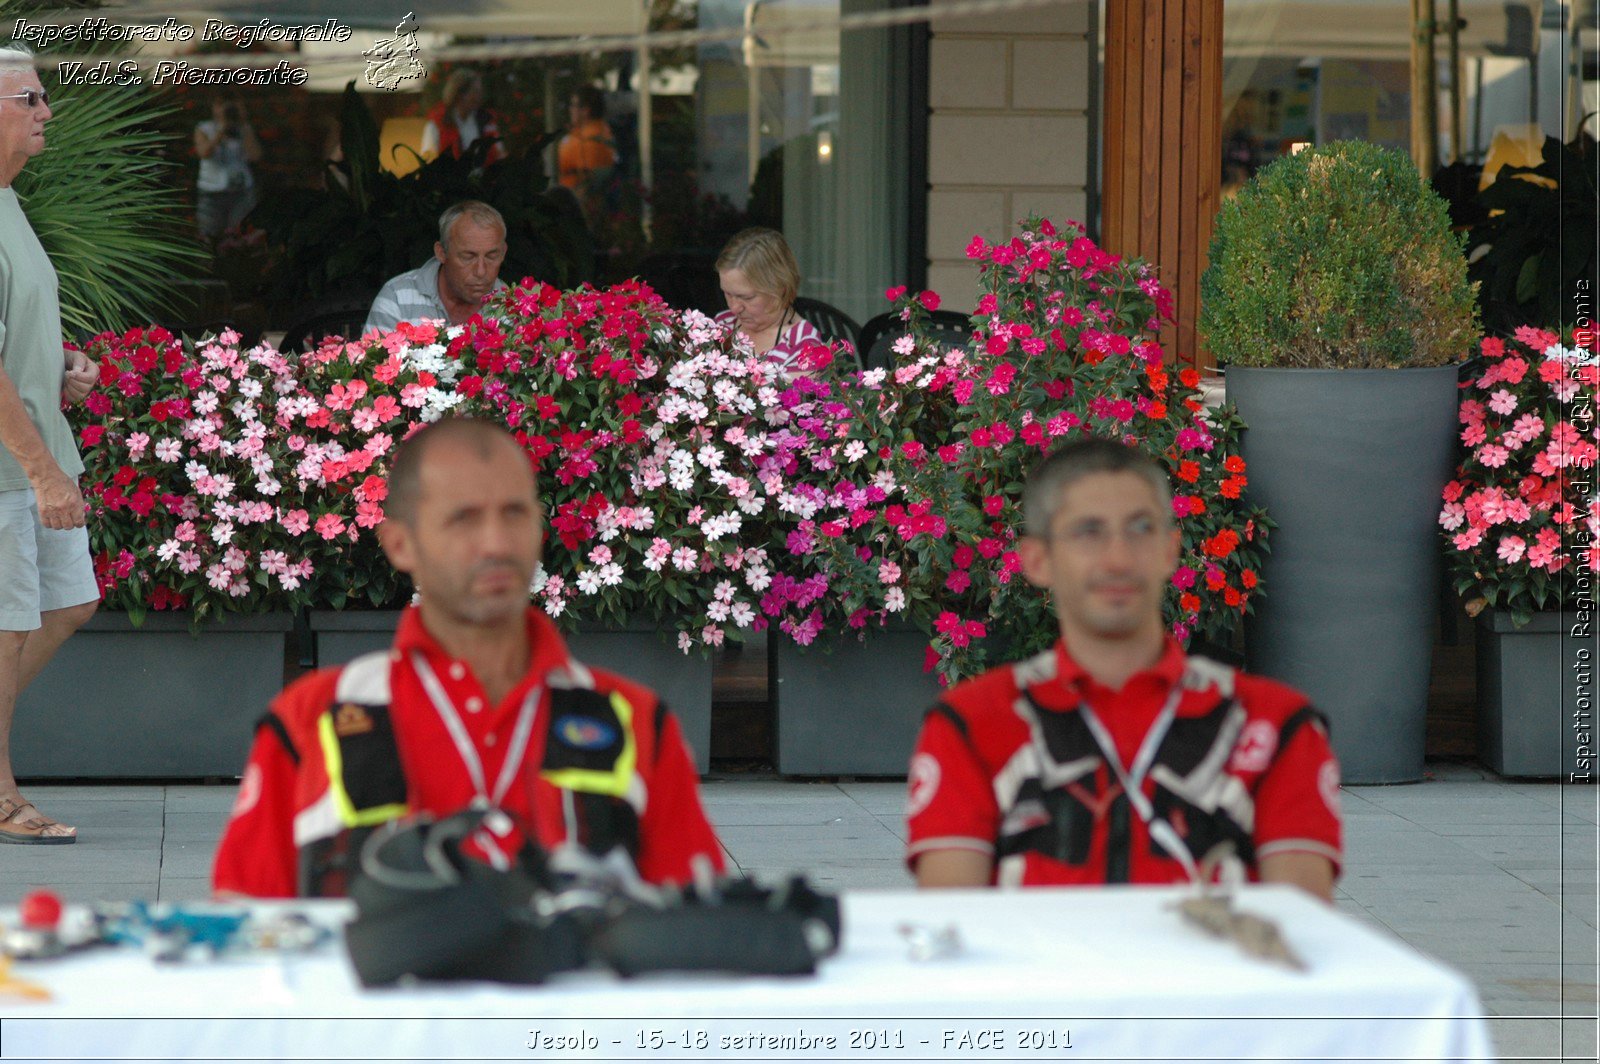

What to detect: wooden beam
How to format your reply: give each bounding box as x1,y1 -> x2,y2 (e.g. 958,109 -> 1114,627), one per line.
1101,0 -> 1223,370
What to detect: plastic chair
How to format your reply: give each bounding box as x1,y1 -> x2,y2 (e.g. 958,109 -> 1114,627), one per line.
857,309 -> 974,372
278,296 -> 377,353
792,296 -> 862,352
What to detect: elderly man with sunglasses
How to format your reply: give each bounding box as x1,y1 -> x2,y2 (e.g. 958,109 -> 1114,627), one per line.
0,46 -> 100,845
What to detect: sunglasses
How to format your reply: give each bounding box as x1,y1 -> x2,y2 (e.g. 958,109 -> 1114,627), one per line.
0,90 -> 50,108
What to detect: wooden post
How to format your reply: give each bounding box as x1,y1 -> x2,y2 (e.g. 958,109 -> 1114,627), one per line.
1101,0 -> 1222,370
1410,0 -> 1438,178
1447,0 -> 1462,163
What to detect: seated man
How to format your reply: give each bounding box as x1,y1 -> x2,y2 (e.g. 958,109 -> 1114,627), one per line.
363,201 -> 509,335
906,438 -> 1341,900
213,418 -> 722,897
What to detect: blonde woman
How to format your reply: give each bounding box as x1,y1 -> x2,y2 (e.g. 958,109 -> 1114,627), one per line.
714,228 -> 821,376
422,68 -> 504,163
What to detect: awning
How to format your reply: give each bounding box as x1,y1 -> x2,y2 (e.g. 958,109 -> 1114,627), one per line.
1226,0 -> 1543,60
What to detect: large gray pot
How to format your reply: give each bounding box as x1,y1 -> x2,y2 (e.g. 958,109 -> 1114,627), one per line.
13,611 -> 292,778
772,626 -> 942,776
308,611 -> 713,773
1477,610 -> 1595,779
1229,365 -> 1458,784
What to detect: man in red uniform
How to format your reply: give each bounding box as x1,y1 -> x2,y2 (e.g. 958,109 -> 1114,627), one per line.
907,438 -> 1341,900
214,418 -> 722,897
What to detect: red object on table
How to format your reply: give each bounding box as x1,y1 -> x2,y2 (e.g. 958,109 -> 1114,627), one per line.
19,890 -> 63,930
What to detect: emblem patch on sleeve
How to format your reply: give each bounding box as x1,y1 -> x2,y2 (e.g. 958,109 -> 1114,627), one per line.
906,753 -> 941,818
231,763 -> 262,818
1318,759 -> 1342,816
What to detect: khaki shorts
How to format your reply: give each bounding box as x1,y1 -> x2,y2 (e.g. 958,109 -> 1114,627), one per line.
0,487 -> 99,632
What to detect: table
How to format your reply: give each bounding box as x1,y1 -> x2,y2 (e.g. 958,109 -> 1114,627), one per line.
1,886 -> 1492,1062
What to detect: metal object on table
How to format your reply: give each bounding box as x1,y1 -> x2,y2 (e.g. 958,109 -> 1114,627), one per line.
897,921 -> 963,962
1173,842 -> 1308,971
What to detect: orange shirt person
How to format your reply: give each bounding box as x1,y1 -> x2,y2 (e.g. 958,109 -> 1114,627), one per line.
557,85 -> 616,213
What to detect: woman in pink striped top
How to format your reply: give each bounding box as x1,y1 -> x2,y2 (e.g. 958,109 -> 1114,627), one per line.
714,227 -> 821,377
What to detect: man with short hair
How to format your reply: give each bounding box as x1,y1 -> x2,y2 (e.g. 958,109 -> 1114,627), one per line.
212,418 -> 723,897
362,200 -> 509,335
907,438 -> 1342,900
0,45 -> 100,845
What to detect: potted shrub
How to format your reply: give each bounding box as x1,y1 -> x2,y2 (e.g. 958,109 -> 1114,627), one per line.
764,218 -> 1270,775
1199,140 -> 1481,783
1440,327 -> 1598,776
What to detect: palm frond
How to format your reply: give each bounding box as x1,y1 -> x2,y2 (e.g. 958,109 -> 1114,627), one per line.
12,71 -> 205,336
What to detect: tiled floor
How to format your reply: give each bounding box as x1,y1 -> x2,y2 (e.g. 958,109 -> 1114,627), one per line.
3,763 -> 1596,1061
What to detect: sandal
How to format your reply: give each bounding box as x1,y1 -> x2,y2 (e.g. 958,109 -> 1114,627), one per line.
0,797 -> 76,845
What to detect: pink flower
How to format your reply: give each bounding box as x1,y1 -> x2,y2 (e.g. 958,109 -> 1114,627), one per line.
1496,536 -> 1526,564
281,509 -> 311,536
1476,444 -> 1510,468
315,514 -> 347,540
1487,389 -> 1517,416
878,560 -> 901,584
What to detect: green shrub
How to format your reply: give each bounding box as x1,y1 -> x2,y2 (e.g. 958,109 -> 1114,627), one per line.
1199,140 -> 1480,369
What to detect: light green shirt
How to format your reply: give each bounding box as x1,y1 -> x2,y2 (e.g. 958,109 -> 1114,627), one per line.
0,186 -> 82,492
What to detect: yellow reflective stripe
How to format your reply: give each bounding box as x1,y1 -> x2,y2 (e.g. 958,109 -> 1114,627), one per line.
540,690 -> 637,798
316,712 -> 408,828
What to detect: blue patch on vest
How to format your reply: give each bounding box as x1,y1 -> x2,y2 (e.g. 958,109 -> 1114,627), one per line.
555,714 -> 617,750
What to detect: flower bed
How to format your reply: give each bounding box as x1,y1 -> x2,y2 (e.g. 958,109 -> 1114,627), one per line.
69,217 -> 1267,687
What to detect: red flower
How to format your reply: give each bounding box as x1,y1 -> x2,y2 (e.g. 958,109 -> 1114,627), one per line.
918,290 -> 942,312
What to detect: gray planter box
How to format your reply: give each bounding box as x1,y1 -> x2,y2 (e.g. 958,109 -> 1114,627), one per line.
1477,610 -> 1596,778
1229,365 -> 1458,784
308,611 -> 713,774
13,611 -> 292,779
772,627 -> 941,776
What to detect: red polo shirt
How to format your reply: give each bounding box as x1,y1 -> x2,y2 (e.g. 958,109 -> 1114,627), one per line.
906,638 -> 1342,887
213,607 -> 723,897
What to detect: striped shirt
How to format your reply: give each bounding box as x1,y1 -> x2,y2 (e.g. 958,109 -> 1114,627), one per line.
363,258 -> 507,335
714,309 -> 822,377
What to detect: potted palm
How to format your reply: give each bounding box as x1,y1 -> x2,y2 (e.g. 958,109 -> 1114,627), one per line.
1440,326 -> 1597,776
1199,140 -> 1481,783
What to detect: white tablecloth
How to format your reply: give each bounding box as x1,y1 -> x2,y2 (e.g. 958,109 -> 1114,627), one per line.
0,885 -> 1491,1062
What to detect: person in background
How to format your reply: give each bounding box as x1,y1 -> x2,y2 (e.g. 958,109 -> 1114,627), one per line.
556,85 -> 615,220
422,68 -> 504,164
0,44 -> 100,844
906,438 -> 1342,901
212,418 -> 723,897
714,227 -> 821,378
363,201 -> 509,334
193,96 -> 262,244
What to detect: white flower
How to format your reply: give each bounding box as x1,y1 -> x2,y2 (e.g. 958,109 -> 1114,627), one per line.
528,564 -> 549,596
598,563 -> 624,587
154,438 -> 182,462
696,445 -> 723,470
884,587 -> 907,612
156,540 -> 181,562
843,440 -> 868,462
671,546 -> 698,571
707,601 -> 730,622
745,564 -> 771,592
544,596 -> 566,617
576,570 -> 602,594
729,602 -> 755,627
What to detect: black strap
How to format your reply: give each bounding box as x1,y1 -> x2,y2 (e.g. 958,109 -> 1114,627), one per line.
255,712 -> 300,767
